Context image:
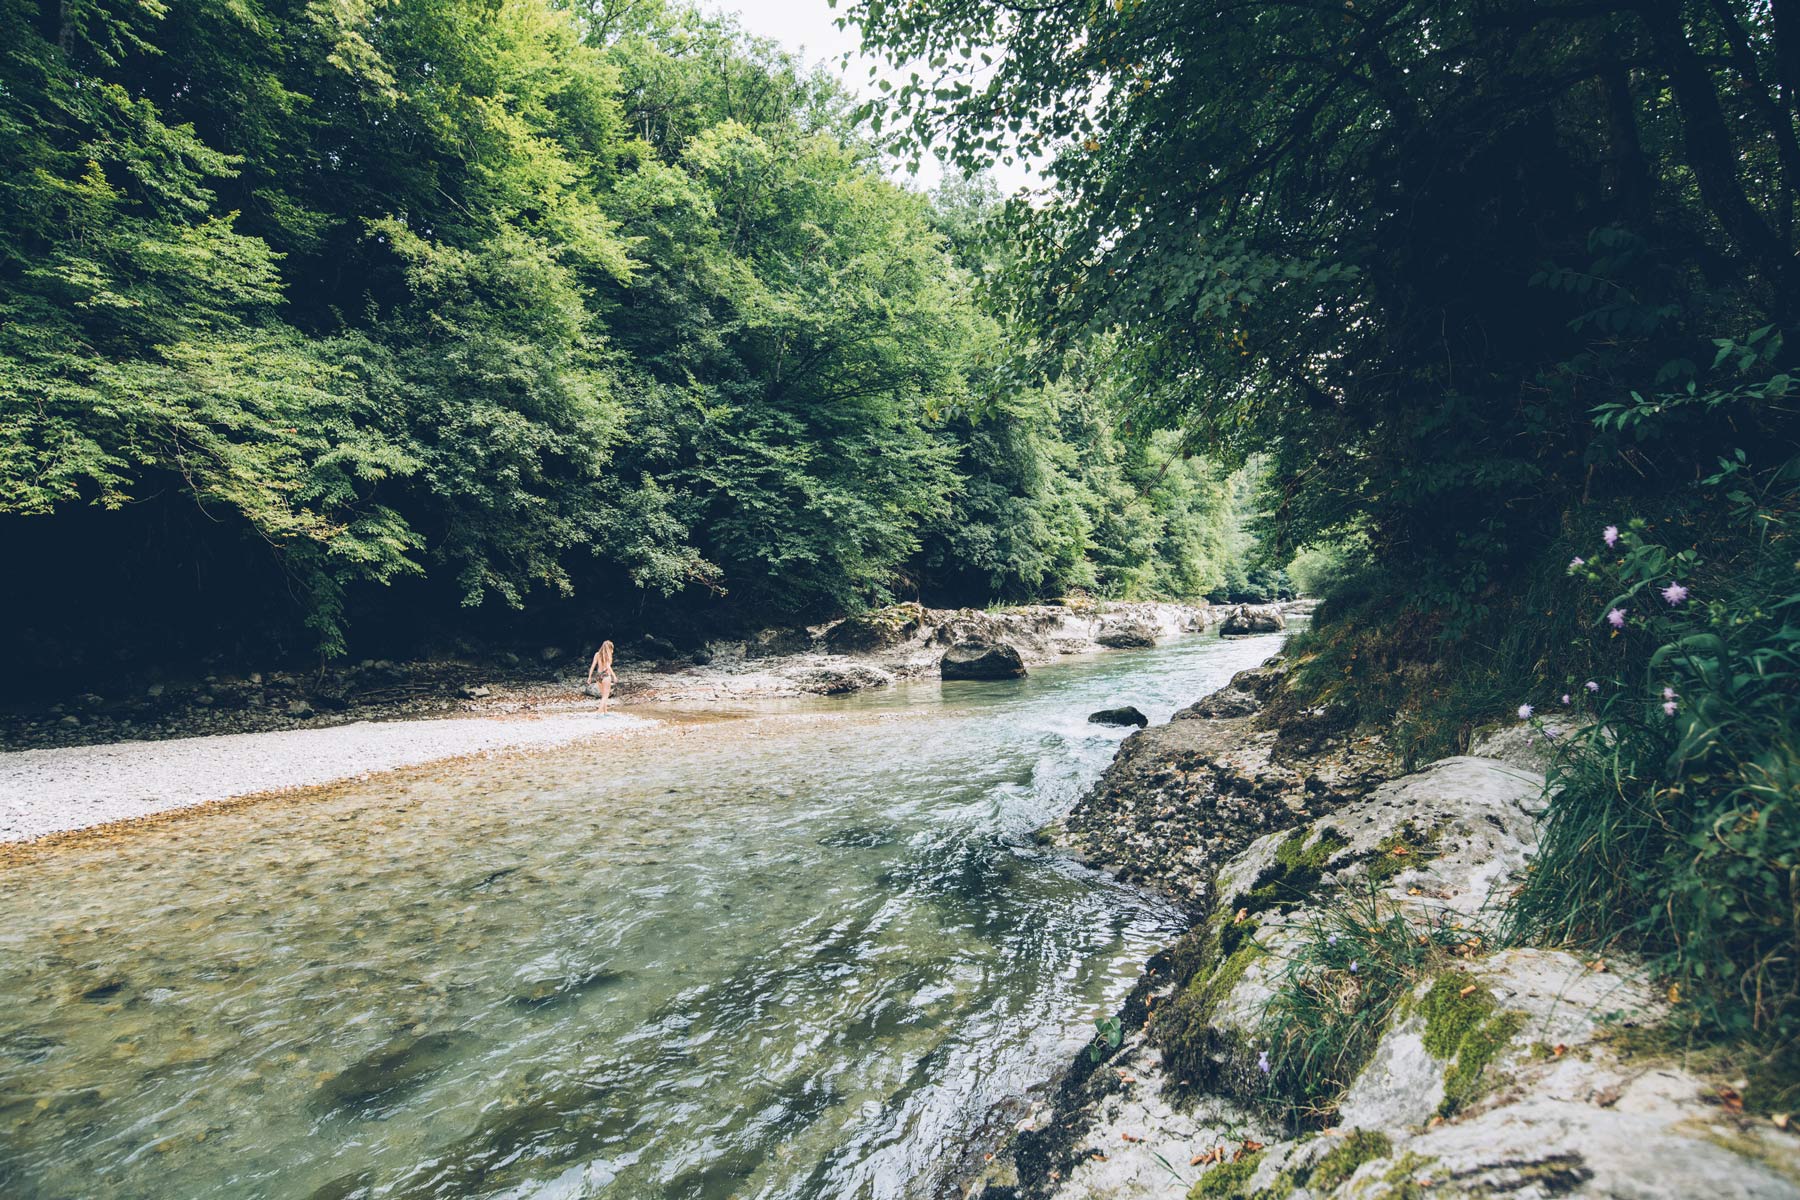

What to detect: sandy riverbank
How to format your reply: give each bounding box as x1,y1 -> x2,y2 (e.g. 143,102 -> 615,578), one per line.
0,710 -> 656,844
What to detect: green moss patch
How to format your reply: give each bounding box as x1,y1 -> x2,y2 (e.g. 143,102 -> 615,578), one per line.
1156,913 -> 1270,1097
1187,1150 -> 1264,1198
1363,821 -> 1440,884
1306,1129 -> 1392,1191
1240,827 -> 1350,918
1418,971 -> 1525,1115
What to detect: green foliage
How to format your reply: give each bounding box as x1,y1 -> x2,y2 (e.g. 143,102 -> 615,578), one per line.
1,0 -> 1261,659
1507,448 -> 1800,1045
846,0 -> 1800,684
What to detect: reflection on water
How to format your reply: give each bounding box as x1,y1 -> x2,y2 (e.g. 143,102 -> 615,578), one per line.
0,633 -> 1282,1200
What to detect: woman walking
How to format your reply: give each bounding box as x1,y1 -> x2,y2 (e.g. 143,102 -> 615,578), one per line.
587,640 -> 616,714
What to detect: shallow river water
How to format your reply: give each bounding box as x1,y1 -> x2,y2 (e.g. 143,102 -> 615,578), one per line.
0,631 -> 1283,1200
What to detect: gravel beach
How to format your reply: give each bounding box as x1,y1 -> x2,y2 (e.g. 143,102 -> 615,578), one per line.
0,711 -> 656,844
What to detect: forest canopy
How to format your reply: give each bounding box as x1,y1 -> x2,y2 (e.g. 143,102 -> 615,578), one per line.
0,0 -> 1275,671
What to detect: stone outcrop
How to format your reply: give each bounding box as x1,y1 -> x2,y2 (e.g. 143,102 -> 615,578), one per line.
823,602 -> 926,652
1219,604 -> 1287,636
1097,618 -> 1159,649
941,640 -> 1029,680
966,671 -> 1800,1200
797,663 -> 895,694
1060,666 -> 1392,908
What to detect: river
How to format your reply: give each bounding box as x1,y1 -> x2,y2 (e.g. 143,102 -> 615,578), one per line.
0,630 -> 1284,1200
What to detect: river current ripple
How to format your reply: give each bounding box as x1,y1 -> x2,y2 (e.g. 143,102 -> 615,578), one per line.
0,631 -> 1283,1200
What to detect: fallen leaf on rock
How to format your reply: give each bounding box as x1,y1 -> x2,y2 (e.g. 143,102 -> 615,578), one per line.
1121,1132 -> 1142,1143
1553,1043 -> 1568,1057
1588,958 -> 1607,972
1773,1112 -> 1790,1130
1592,1086 -> 1622,1108
1718,1085 -> 1745,1112
1459,983 -> 1478,997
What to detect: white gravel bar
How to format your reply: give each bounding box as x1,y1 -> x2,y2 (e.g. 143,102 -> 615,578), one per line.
0,711 -> 655,843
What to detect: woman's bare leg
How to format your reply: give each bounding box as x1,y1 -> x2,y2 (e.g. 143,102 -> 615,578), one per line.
599,675 -> 611,714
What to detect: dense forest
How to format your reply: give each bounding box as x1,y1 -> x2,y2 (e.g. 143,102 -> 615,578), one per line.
847,0 -> 1800,1050
0,0 -> 1286,682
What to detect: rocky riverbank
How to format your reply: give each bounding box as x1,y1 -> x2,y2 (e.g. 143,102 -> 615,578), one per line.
0,599 -> 1254,752
1,599 -> 1292,844
967,666 -> 1800,1199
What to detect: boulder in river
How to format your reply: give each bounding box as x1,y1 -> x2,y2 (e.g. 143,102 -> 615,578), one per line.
1218,603 -> 1286,635
940,640 -> 1027,680
1087,706 -> 1149,728
1095,619 -> 1157,649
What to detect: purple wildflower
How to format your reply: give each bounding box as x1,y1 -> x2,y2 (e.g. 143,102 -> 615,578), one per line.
1663,700 -> 1679,717
1561,694 -> 1571,706
1257,1050 -> 1271,1074
1585,680 -> 1600,693
1569,556 -> 1585,569
1604,525 -> 1620,548
1327,933 -> 1339,946
1349,960 -> 1360,974
1661,582 -> 1689,606
1517,703 -> 1534,720
1663,686 -> 1677,701
1607,608 -> 1627,629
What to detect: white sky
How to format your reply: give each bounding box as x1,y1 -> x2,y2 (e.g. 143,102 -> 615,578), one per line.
707,0 -> 1039,196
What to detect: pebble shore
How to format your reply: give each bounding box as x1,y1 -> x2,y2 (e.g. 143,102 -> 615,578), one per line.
0,711 -> 655,844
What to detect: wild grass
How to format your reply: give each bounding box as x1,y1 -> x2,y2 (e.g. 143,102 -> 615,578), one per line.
1255,886 -> 1473,1125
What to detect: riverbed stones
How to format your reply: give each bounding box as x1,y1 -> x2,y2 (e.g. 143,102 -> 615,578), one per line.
940,640 -> 1028,680
1088,706 -> 1150,728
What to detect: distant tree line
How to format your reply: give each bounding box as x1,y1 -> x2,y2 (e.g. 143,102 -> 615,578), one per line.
0,0 -> 1275,674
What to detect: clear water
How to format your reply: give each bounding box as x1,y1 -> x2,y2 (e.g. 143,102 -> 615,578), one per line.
0,632 -> 1283,1200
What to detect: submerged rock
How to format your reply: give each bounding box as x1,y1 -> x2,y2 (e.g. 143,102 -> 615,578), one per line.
940,640 -> 1028,680
313,1031 -> 475,1117
1088,706 -> 1150,728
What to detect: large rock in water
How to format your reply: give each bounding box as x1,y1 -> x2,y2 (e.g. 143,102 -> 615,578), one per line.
1219,603 -> 1286,635
940,640 -> 1027,680
1096,618 -> 1158,649
1088,705 -> 1149,728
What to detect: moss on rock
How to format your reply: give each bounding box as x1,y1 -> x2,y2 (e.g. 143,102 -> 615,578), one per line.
1240,827 -> 1351,920
1363,821 -> 1439,884
1187,1150 -> 1264,1198
1418,971 -> 1525,1116
1307,1129 -> 1393,1192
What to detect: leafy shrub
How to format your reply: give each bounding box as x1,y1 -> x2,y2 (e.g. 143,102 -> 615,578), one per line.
1508,434 -> 1800,1044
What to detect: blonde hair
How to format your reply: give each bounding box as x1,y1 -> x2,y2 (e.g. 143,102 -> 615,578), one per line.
598,640 -> 614,670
